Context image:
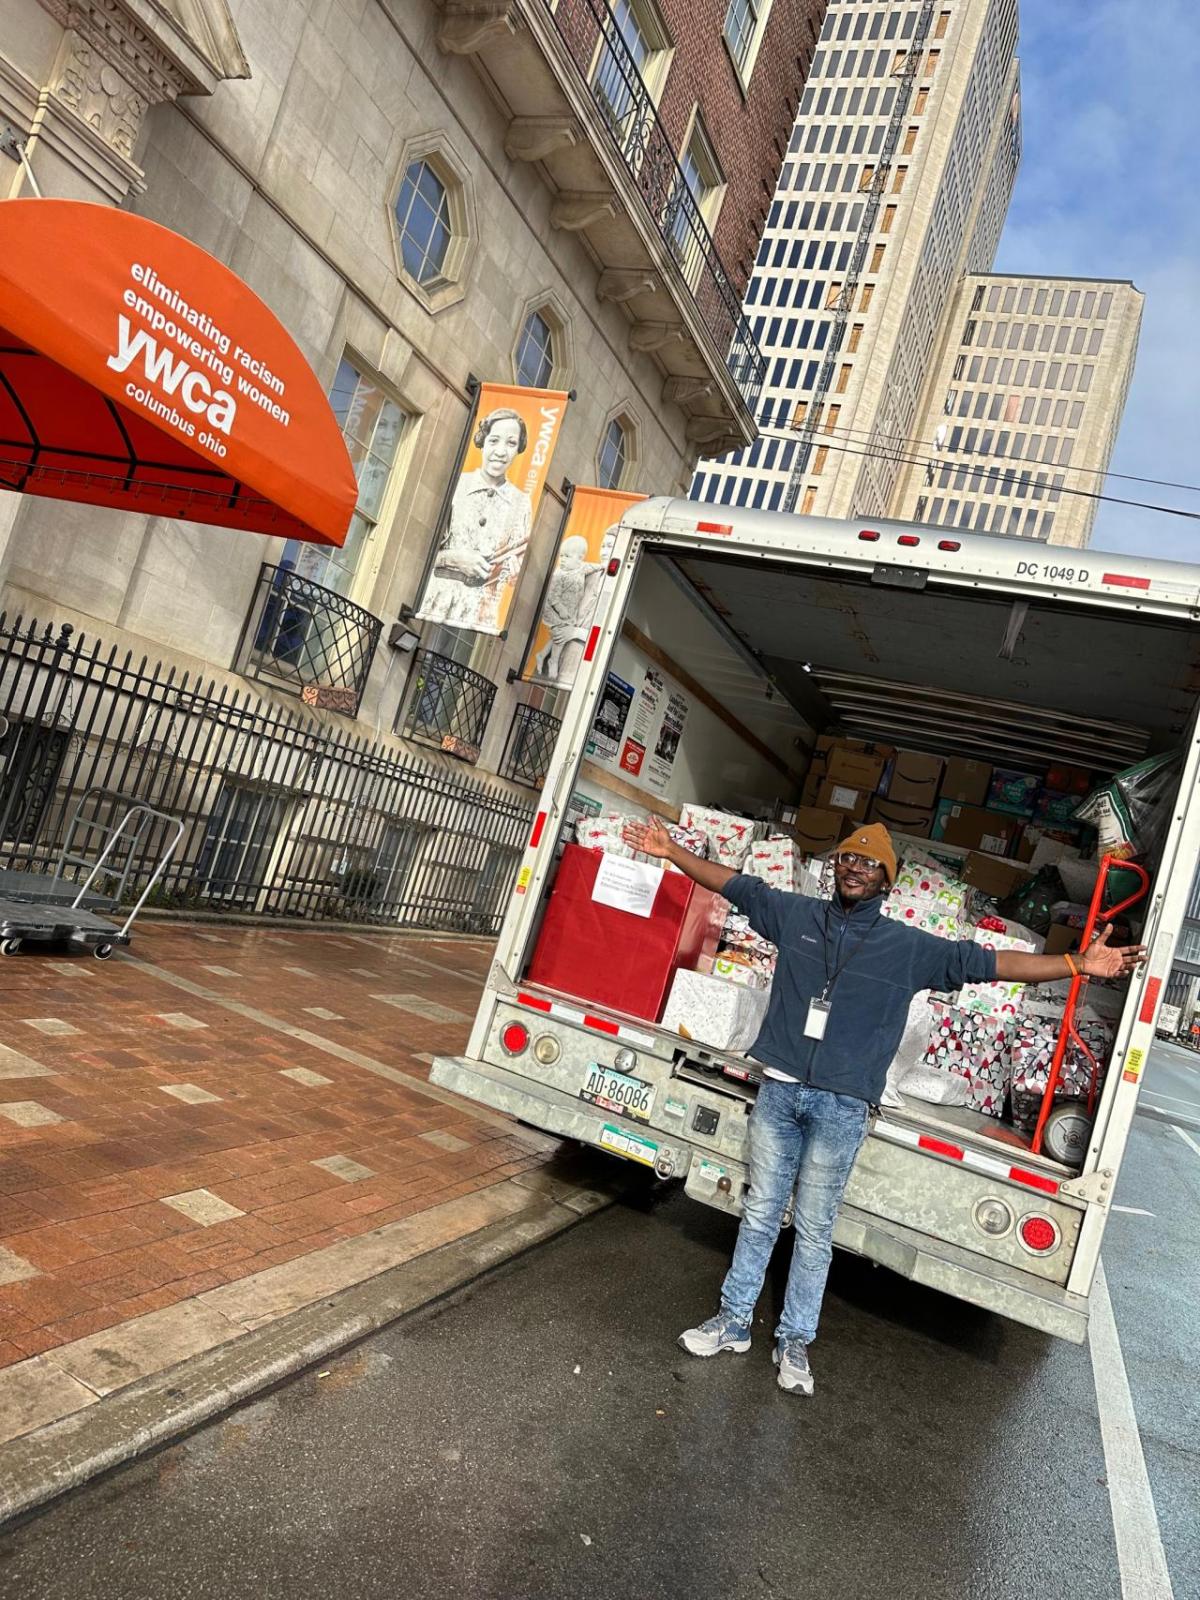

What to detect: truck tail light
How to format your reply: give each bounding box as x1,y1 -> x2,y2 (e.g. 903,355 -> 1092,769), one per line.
500,1021 -> 530,1056
898,533 -> 920,547
938,539 -> 961,552
858,530 -> 881,542
1018,1215 -> 1059,1254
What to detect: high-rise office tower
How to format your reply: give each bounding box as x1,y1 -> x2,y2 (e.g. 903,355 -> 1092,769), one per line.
889,272 -> 1144,547
692,0 -> 1021,520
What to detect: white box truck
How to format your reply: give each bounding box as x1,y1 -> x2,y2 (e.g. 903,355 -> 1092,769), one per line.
432,502 -> 1200,1342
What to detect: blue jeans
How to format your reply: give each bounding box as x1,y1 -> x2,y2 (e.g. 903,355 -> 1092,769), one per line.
721,1079 -> 869,1343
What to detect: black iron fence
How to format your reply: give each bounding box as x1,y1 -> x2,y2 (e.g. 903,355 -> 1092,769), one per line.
546,0 -> 765,415
236,561 -> 382,717
400,648 -> 496,765
0,613 -> 532,934
500,702 -> 561,789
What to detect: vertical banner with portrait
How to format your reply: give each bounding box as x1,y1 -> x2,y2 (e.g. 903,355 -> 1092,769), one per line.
414,382 -> 569,636
520,486 -> 647,691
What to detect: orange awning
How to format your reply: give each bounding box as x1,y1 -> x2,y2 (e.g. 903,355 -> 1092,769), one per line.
0,199 -> 356,546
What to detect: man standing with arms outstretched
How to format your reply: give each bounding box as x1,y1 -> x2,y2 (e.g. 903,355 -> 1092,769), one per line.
623,817 -> 1145,1396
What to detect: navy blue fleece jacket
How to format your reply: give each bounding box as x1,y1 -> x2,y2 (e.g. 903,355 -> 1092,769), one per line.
725,876 -> 998,1104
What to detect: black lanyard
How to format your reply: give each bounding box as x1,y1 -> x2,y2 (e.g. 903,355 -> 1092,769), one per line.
821,901 -> 878,1001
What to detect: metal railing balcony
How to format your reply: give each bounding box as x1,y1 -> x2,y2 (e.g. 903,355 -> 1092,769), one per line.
500,701 -> 562,789
237,562 -> 381,718
545,0 -> 766,414
400,649 -> 496,765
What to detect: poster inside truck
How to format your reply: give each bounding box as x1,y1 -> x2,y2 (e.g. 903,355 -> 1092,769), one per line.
434,502 -> 1200,1340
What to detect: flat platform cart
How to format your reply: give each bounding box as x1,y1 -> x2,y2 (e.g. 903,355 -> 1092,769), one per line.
0,797 -> 184,960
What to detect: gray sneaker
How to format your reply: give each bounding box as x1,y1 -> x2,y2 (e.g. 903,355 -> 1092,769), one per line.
773,1336 -> 814,1395
679,1308 -> 751,1357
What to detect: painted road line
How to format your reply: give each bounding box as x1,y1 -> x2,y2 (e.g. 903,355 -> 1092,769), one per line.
1141,1089 -> 1200,1111
1090,1260 -> 1174,1600
1171,1123 -> 1200,1161
1111,1206 -> 1155,1217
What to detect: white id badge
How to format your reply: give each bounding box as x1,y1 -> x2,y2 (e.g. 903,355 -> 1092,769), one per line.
804,998 -> 832,1040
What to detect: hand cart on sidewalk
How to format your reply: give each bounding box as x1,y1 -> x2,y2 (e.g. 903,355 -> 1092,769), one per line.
0,791 -> 185,960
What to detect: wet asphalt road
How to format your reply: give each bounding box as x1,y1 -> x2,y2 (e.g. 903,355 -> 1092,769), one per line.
2,1070 -> 1197,1600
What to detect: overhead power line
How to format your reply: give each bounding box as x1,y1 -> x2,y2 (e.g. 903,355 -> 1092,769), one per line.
765,414 -> 1200,497
754,428 -> 1200,523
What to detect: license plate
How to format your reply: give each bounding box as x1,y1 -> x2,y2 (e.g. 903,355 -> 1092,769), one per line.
580,1062 -> 655,1122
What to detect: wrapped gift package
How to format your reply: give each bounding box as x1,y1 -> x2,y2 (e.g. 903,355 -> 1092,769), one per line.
662,969 -> 771,1052
883,990 -> 939,1106
882,893 -> 962,940
952,917 -> 1043,1019
527,845 -> 724,1021
1009,1014 -> 1115,1133
714,953 -> 771,990
921,1003 -> 1015,1117
668,824 -> 709,860
892,862 -> 970,916
575,811 -> 637,858
744,836 -> 820,895
679,804 -> 765,868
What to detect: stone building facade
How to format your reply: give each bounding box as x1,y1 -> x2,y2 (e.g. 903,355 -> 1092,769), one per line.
890,273 -> 1144,548
0,0 -> 823,790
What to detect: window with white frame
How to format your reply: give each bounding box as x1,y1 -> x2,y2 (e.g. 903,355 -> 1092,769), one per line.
283,357 -> 410,596
670,114 -> 725,281
722,0 -> 772,81
593,0 -> 672,135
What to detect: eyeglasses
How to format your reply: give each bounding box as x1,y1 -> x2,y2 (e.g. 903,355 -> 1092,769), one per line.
834,852 -> 884,872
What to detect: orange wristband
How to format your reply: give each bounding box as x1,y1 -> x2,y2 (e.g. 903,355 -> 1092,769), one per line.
1063,952 -> 1078,977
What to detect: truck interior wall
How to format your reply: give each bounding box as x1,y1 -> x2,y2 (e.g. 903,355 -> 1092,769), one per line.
572,557 -> 808,821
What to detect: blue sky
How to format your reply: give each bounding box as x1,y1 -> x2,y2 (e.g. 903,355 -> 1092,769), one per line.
993,1 -> 1200,559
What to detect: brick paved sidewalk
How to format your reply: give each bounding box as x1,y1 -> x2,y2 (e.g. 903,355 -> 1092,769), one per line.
0,922 -> 549,1370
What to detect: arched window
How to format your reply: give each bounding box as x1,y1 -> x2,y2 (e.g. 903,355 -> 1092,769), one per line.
598,417 -> 629,489
515,311 -> 554,388
396,160 -> 452,286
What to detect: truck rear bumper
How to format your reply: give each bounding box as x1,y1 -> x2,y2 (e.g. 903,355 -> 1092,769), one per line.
432,1055 -> 1090,1344
833,1205 -> 1089,1343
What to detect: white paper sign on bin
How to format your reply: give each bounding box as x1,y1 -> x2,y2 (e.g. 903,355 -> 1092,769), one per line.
591,854 -> 664,918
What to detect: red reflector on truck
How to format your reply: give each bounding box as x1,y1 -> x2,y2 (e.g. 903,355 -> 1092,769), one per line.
918,1134 -> 964,1161
696,521 -> 733,535
529,811 -> 547,849
898,534 -> 921,547
583,1013 -> 620,1036
937,540 -> 961,552
858,530 -> 881,542
583,626 -> 600,662
517,992 -> 552,1013
1008,1166 -> 1059,1195
1101,572 -> 1151,591
1139,977 -> 1162,1024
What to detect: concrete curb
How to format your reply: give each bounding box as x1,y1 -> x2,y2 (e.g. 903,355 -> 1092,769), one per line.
0,1170 -> 617,1529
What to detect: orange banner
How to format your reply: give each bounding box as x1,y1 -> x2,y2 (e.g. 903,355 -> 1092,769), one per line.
415,382 -> 569,636
521,485 -> 646,689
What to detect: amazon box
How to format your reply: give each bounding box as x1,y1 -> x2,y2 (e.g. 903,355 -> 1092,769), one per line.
962,852 -> 1033,900
817,777 -> 871,822
782,806 -> 847,857
933,802 -> 1022,856
941,757 -> 992,808
869,795 -> 935,838
885,750 -> 944,808
825,743 -> 888,792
